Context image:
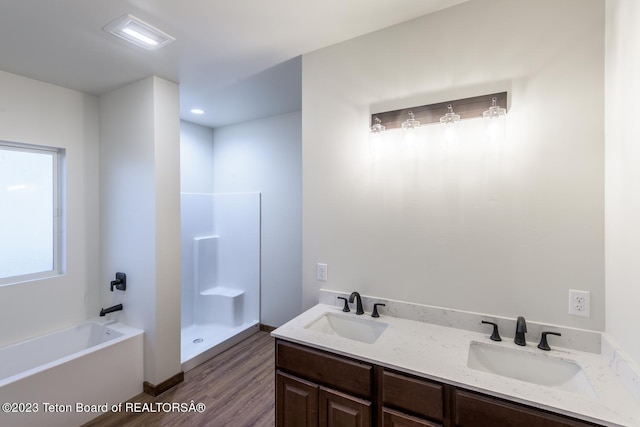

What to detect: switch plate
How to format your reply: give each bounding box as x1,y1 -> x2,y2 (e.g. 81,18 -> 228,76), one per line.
317,263 -> 328,281
568,289 -> 590,317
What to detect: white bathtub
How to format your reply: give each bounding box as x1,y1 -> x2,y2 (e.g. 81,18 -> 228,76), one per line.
0,320 -> 144,427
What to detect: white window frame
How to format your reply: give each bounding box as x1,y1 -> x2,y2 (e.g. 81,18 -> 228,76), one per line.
0,141 -> 65,286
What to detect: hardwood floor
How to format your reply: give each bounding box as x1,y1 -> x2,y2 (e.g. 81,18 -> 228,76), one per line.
83,331 -> 275,427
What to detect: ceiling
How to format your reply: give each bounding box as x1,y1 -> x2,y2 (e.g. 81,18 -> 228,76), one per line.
0,0 -> 469,128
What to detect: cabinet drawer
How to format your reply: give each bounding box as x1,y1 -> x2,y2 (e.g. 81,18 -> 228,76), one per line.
276,340 -> 373,398
454,390 -> 602,427
383,370 -> 444,421
383,408 -> 442,427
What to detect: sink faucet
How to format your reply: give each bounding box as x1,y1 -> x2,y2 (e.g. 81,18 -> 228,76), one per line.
349,292 -> 364,315
514,316 -> 527,346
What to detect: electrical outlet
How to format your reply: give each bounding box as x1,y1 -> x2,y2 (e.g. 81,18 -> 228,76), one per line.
568,289 -> 590,317
317,263 -> 328,281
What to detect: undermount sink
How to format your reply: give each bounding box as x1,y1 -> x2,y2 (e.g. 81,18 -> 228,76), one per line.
305,312 -> 388,344
467,341 -> 597,398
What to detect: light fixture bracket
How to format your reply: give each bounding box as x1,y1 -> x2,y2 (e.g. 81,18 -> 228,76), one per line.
371,92 -> 507,131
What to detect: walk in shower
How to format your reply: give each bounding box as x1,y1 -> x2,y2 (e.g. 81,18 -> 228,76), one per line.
180,192 -> 260,371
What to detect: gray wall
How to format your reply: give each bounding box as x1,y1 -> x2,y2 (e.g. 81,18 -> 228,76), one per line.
213,112 -> 302,327
605,0 -> 640,365
181,112 -> 302,327
302,0 -> 605,330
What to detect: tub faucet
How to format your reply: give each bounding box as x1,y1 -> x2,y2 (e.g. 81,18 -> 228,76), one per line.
514,316 -> 527,346
349,292 -> 364,315
100,304 -> 123,317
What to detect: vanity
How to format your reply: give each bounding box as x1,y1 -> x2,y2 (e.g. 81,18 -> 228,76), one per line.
272,295 -> 640,427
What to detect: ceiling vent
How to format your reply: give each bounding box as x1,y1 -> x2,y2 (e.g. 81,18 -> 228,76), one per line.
103,14 -> 175,50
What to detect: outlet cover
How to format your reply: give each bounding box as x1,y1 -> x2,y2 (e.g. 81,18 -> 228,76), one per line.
568,289 -> 590,317
317,263 -> 328,282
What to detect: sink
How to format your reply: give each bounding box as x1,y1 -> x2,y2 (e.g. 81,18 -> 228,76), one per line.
467,341 -> 597,398
305,312 -> 388,344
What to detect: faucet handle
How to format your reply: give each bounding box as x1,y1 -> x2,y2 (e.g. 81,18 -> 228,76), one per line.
538,331 -> 562,351
481,321 -> 502,341
372,303 -> 386,318
337,297 -> 350,312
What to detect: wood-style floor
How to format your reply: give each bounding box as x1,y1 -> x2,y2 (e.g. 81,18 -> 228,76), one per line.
83,331 -> 275,427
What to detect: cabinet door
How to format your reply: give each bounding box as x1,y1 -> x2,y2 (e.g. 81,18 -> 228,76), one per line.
454,390 -> 601,427
383,408 -> 442,427
319,386 -> 371,427
276,371 -> 319,427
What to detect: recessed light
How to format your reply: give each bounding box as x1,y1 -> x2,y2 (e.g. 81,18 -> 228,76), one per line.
190,109 -> 205,115
103,14 -> 175,50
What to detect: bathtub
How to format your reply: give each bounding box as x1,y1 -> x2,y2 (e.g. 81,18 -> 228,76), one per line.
0,320 -> 144,427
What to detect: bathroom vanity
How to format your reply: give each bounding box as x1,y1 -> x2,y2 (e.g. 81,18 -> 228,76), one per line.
272,300 -> 640,427
275,339 -> 599,426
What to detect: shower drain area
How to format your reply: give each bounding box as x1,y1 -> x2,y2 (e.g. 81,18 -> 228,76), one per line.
193,338 -> 204,344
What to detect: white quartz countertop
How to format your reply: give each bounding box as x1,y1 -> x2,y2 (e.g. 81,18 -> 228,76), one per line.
272,303 -> 640,427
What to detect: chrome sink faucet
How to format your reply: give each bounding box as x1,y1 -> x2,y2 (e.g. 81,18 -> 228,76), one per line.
514,316 -> 527,346
349,292 -> 364,315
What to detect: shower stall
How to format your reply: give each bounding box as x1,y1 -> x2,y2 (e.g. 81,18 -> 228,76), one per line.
180,192 -> 260,371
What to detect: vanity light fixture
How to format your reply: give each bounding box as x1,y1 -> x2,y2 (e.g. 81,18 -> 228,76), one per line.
439,104 -> 460,126
401,111 -> 421,130
103,14 -> 175,50
370,117 -> 385,133
370,92 -> 507,132
482,97 -> 507,119
190,108 -> 205,115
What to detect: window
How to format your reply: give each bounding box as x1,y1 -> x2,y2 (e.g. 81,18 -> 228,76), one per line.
0,141 -> 64,285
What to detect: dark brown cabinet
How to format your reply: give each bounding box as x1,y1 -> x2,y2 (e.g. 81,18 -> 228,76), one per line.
276,371 -> 318,427
452,389 -> 598,427
276,340 -> 373,427
383,408 -> 442,427
320,387 -> 372,427
383,370 -> 444,425
275,339 -> 603,427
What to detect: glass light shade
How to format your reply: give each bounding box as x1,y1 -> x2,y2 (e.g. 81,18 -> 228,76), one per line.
439,104 -> 460,125
401,111 -> 421,130
483,97 -> 507,119
370,117 -> 386,133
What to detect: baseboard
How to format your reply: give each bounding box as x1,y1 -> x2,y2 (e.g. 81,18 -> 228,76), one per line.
143,371 -> 184,396
260,324 -> 276,333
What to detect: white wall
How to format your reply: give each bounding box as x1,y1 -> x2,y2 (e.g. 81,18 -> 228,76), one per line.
213,112 -> 302,327
180,121 -> 215,193
180,121 -> 215,327
100,76 -> 181,385
302,0 -> 605,330
0,70 -> 100,346
605,0 -> 640,365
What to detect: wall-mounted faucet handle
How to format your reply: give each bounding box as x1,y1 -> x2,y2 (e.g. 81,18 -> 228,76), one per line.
337,297 -> 350,312
481,320 -> 502,341
372,303 -> 386,318
538,331 -> 562,351
110,272 -> 127,292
